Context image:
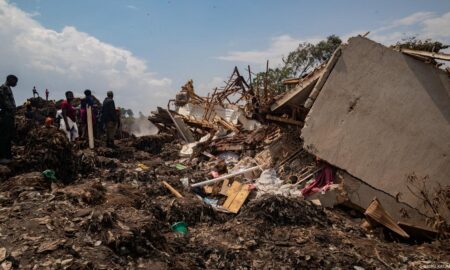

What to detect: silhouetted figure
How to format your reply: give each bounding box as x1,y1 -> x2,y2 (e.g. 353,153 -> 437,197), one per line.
32,86 -> 39,98
0,75 -> 18,163
101,91 -> 118,148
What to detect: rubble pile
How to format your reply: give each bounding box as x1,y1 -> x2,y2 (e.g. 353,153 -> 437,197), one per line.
28,128 -> 77,178
238,195 -> 328,226
0,36 -> 450,269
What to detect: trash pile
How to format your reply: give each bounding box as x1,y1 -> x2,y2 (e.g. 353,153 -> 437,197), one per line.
0,36 -> 450,269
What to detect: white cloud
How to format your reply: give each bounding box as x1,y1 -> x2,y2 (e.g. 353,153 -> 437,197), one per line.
217,35 -> 322,67
218,11 -> 450,70
422,12 -> 450,39
0,0 -> 172,114
126,5 -> 137,10
392,11 -> 435,27
369,11 -> 450,45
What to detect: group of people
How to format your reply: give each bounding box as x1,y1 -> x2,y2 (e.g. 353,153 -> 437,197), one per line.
0,74 -> 121,164
60,90 -> 120,147
32,86 -> 50,101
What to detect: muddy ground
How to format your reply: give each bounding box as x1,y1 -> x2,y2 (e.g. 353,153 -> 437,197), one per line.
0,102 -> 448,269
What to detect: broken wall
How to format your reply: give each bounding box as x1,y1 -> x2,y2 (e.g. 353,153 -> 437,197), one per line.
301,37 -> 450,221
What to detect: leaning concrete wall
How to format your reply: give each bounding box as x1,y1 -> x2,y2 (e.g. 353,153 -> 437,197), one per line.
301,37 -> 450,220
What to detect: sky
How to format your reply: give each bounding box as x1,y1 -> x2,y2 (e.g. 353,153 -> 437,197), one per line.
1,0 -> 450,114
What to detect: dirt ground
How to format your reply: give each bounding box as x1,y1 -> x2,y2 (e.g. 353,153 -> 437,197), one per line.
0,99 -> 448,269
0,143 -> 448,269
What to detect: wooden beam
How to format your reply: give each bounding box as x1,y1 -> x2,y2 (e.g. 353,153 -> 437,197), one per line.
162,181 -> 183,198
399,48 -> 450,61
266,114 -> 303,126
87,106 -> 94,149
304,47 -> 342,109
271,65 -> 326,112
191,165 -> 261,188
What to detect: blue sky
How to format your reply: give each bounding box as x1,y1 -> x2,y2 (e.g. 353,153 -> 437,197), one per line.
2,0 -> 450,113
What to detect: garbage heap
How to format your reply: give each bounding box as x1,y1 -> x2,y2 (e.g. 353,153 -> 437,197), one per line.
0,36 -> 449,269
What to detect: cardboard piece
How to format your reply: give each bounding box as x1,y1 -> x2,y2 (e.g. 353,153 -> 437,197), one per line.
364,198 -> 410,238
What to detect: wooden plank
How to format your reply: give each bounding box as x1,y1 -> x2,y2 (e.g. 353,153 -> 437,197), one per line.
166,108 -> 195,143
271,65 -> 326,111
216,144 -> 244,152
226,184 -> 251,213
191,166 -> 261,188
215,116 -> 239,133
172,116 -> 196,143
266,114 -> 303,126
400,48 -> 450,61
87,106 -> 94,149
219,179 -> 230,196
222,181 -> 243,209
304,47 -> 342,109
162,181 -> 183,198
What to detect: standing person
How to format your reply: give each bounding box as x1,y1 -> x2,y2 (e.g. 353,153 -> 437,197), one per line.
101,91 -> 117,148
60,91 -> 78,141
32,86 -> 39,98
45,89 -> 49,101
0,75 -> 18,163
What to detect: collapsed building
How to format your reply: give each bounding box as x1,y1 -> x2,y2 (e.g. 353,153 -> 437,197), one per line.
149,36 -> 450,235
0,36 -> 449,269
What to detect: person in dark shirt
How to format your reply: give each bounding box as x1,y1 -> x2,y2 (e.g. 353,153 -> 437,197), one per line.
24,102 -> 35,120
0,75 -> 18,163
102,91 -> 117,147
32,86 -> 39,98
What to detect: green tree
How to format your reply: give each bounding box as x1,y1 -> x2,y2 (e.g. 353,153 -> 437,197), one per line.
284,35 -> 342,78
252,67 -> 292,96
252,35 -> 342,96
393,37 -> 449,53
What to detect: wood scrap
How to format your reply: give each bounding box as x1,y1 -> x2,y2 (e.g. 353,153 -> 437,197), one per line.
162,181 -> 184,198
364,198 -> 410,238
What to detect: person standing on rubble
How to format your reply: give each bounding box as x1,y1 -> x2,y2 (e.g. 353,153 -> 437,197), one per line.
0,75 -> 18,164
60,91 -> 79,141
45,88 -> 49,101
101,91 -> 118,147
32,86 -> 39,98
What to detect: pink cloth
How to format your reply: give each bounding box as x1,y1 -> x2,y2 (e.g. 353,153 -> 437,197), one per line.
301,165 -> 335,197
61,100 -> 76,122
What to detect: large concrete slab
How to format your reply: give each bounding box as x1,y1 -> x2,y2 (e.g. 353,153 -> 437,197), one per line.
301,37 -> 450,220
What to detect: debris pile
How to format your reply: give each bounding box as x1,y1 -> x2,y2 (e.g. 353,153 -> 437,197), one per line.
0,36 -> 450,269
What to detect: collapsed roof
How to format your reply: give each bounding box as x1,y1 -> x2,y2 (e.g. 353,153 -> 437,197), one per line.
300,36 -> 450,225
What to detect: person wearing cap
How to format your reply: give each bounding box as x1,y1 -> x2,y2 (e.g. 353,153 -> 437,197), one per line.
0,75 -> 18,163
101,91 -> 118,147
